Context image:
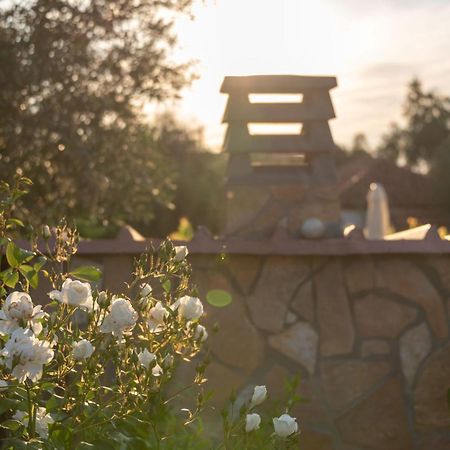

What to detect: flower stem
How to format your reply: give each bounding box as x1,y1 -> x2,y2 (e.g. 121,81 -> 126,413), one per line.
25,381 -> 35,438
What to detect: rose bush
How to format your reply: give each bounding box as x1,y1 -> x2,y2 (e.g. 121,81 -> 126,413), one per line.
0,178 -> 301,449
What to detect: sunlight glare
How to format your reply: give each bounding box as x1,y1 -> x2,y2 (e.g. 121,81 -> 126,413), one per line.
248,123 -> 302,135
248,94 -> 303,104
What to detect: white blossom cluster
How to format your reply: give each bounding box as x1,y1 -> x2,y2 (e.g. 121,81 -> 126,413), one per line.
0,291 -> 55,438
0,244 -> 299,446
0,253 -> 206,442
245,385 -> 299,438
0,291 -> 53,383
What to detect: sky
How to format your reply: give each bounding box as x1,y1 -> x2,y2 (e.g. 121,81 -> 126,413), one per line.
159,0 -> 450,151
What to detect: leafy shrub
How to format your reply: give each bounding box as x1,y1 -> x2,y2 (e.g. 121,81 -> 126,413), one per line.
0,177 -> 300,449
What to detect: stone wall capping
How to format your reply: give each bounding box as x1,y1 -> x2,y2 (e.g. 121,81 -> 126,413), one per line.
23,226 -> 450,256
271,220 -> 290,241
190,226 -> 216,244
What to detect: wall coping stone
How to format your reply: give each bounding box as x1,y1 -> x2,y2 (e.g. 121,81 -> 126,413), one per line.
22,224 -> 450,256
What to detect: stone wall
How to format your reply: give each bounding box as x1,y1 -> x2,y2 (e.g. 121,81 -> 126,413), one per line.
190,253 -> 450,450
67,246 -> 450,450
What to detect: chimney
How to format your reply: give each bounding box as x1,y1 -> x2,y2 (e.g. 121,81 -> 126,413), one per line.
221,75 -> 341,239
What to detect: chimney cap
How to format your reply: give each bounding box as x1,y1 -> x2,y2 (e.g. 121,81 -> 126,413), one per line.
221,75 -> 337,94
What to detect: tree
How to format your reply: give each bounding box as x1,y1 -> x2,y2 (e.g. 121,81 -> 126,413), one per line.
377,79 -> 450,167
376,78 -> 450,208
133,114 -> 226,237
335,132 -> 372,166
0,0 -> 197,229
349,132 -> 371,156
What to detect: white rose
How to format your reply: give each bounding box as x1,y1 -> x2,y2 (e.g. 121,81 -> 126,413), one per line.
100,298 -> 137,340
250,385 -> 267,407
194,324 -> 208,342
140,283 -> 152,297
14,407 -> 54,439
4,292 -> 33,320
48,278 -> 94,311
273,414 -> 298,438
1,328 -> 54,383
72,339 -> 94,360
146,301 -> 168,332
174,246 -> 189,262
152,363 -> 163,377
174,296 -> 203,321
245,413 -> 261,432
0,291 -> 46,335
138,349 -> 155,369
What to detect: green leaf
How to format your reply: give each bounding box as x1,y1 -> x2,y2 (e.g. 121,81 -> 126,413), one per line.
0,438 -> 30,449
78,443 -> 96,449
46,393 -> 64,412
69,265 -> 102,282
19,265 -> 39,289
6,242 -> 34,267
33,256 -> 47,272
206,289 -> 233,308
6,218 -> 24,228
0,397 -> 20,415
19,177 -> 33,186
4,269 -> 19,288
162,279 -> 171,293
0,419 -> 23,431
40,381 -> 56,391
6,241 -> 20,267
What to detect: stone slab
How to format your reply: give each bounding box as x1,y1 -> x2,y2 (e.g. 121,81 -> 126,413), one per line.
193,271 -> 265,372
315,259 -> 355,356
361,339 -> 391,357
227,255 -> 262,295
344,256 -> 376,296
269,322 -> 318,375
298,429 -> 335,450
400,322 -> 432,387
321,360 -> 391,412
247,256 -> 310,332
354,294 -> 417,338
415,345 -> 450,431
337,377 -> 413,450
377,259 -> 448,340
291,279 -> 315,324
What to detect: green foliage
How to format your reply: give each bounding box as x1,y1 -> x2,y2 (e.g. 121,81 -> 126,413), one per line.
430,136 -> 450,205
377,78 -> 450,167
0,0 -> 197,229
375,78 -> 450,209
132,115 -> 226,237
69,266 -> 102,283
0,178 -> 48,295
0,181 -> 302,449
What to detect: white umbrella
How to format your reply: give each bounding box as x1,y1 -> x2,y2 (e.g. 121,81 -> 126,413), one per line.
365,183 -> 391,239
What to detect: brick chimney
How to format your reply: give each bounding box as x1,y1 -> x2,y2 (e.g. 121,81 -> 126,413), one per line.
221,75 -> 341,238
